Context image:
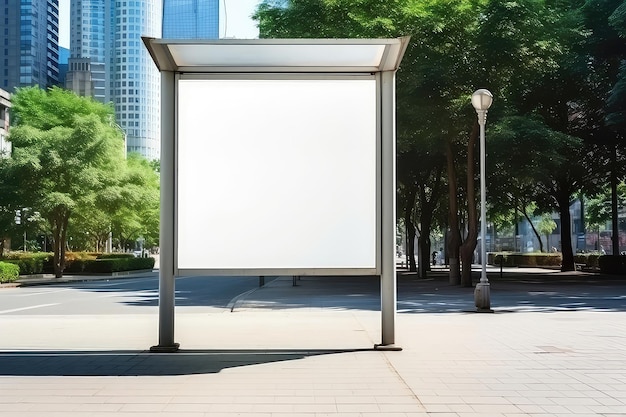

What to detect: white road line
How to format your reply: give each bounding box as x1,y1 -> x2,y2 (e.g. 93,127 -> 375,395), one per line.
17,289 -> 72,297
0,303 -> 60,314
85,277 -> 159,287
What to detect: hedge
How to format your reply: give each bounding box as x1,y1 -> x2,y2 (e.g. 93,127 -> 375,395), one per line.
97,253 -> 135,260
85,256 -> 155,273
488,252 -> 562,267
1,252 -> 51,275
573,253 -> 601,269
0,252 -> 154,275
66,255 -> 154,273
0,261 -> 20,283
598,255 -> 626,275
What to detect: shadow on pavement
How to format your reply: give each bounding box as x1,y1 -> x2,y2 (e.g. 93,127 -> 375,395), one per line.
0,348 -> 372,376
235,273 -> 626,313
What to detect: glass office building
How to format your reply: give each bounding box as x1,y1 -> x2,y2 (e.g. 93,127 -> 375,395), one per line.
0,0 -> 59,91
162,0 -> 219,39
68,0 -> 107,102
108,0 -> 162,159
69,0 -> 162,159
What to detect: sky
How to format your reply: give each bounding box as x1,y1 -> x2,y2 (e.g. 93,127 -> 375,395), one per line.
57,0 -> 262,48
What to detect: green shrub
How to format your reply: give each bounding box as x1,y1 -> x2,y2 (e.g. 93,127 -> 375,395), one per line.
0,261 -> 20,283
488,252 -> 562,267
573,253 -> 601,268
1,254 -> 49,275
599,255 -> 626,274
62,252 -> 153,274
97,253 -> 135,259
83,256 -> 155,273
2,252 -> 53,274
64,259 -> 88,273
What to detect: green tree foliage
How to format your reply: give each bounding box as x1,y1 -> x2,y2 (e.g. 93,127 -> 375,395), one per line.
255,0 -> 625,276
586,182 -> 626,228
110,153 -> 160,251
3,87 -> 125,277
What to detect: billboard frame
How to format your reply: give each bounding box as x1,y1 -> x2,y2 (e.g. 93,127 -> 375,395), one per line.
143,37 -> 409,352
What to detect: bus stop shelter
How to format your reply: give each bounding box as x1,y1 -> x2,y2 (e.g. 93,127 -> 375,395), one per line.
143,37 -> 410,352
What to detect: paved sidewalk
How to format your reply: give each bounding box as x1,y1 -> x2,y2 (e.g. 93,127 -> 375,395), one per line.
1,268 -> 625,416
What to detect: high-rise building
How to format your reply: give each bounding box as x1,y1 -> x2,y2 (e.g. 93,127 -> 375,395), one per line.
109,0 -> 162,159
0,0 -> 60,91
58,47 -> 70,85
69,0 -> 162,160
0,87 -> 11,156
162,0 -> 219,39
67,0 -> 106,102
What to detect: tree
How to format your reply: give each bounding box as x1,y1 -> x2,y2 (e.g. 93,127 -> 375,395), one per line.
537,214 -> 557,251
110,153 -> 160,251
4,87 -> 125,277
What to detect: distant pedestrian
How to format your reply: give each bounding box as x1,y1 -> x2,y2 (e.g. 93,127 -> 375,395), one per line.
432,251 -> 437,266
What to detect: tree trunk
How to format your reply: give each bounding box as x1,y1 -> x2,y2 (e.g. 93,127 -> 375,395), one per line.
403,186 -> 418,272
611,144 -> 619,256
557,193 -> 575,271
459,122 -> 479,287
521,208 -> 544,253
417,163 -> 444,279
445,139 -> 461,284
406,222 -> 417,272
418,232 -> 431,278
51,211 -> 70,278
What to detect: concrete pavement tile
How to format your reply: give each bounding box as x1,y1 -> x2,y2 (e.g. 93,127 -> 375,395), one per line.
540,404 -> 574,413
247,403 -> 295,413
291,404 -> 339,412
417,396 -> 466,405
0,403 -> 33,412
377,403 -> 426,412
0,414 -> 92,417
335,403 -> 380,412
73,403 -> 124,412
596,397 -> 626,406
102,395 -> 172,404
447,404 -> 476,413
161,403 -> 214,412
23,403 -> 79,412
334,396 -> 377,404
564,404 -> 596,414
119,403 -> 169,412
515,404 -> 547,413
422,403 -> 453,413
462,396 -> 514,405
91,411 -> 202,417
469,404 -> 522,414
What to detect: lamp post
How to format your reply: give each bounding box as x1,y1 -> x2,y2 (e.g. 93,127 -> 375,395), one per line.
471,89 -> 494,312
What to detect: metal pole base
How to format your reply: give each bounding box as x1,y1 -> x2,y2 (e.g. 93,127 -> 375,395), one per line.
374,344 -> 403,351
149,343 -> 180,353
474,282 -> 494,313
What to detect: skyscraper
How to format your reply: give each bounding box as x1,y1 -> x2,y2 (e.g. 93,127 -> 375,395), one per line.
162,0 -> 219,39
109,0 -> 162,159
68,0 -> 162,160
68,0 -> 106,102
0,0 -> 60,91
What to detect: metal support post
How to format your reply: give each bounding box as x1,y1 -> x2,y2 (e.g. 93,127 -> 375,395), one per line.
151,71 -> 179,352
376,70 -> 401,351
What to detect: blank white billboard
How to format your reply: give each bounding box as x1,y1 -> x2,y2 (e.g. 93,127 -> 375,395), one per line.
176,77 -> 378,273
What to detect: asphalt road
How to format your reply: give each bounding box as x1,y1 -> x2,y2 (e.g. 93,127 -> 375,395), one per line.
0,274 -> 271,316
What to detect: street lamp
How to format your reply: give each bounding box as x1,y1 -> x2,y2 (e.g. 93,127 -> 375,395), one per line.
471,89 -> 493,312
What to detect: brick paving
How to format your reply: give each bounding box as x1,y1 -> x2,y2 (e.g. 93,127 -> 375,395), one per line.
1,268 -> 625,416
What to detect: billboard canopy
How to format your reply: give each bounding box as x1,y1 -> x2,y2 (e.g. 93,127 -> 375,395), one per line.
145,37 -> 409,351
142,37 -> 409,73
